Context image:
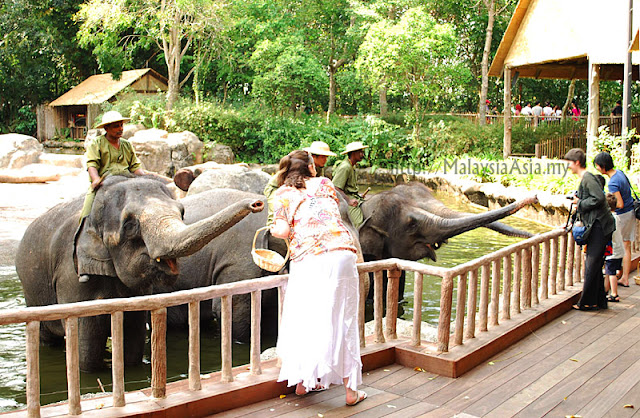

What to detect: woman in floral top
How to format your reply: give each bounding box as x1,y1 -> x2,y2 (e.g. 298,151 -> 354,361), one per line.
270,150 -> 366,406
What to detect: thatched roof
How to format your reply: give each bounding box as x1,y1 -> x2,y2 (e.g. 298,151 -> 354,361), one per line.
489,0 -> 640,80
49,69 -> 168,107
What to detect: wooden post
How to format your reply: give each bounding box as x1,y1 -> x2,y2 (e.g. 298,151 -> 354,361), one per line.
437,275 -> 454,353
504,66 -> 512,158
373,270 -> 385,344
479,264 -> 490,332
151,308 -> 167,398
490,259 -> 500,326
586,62 -> 600,159
522,247 -> 532,309
465,269 -> 478,339
502,255 -> 512,320
532,244 -> 540,305
277,285 -> 285,368
111,312 -> 125,408
359,271 -> 366,349
541,240 -> 550,299
412,273 -> 424,347
188,302 -> 202,390
65,318 -> 81,415
250,291 -> 262,375
512,250 -> 521,316
558,234 -> 567,292
220,295 -> 233,383
453,273 -> 467,346
26,321 -> 40,418
385,270 -> 401,340
567,234 -> 575,287
574,241 -> 583,283
550,237 -> 558,295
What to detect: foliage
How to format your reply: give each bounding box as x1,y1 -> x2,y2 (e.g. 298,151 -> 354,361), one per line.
594,126 -> 638,170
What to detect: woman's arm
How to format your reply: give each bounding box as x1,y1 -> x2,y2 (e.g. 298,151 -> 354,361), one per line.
270,218 -> 290,239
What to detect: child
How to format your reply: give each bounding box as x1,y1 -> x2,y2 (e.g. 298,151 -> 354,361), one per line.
604,193 -> 623,302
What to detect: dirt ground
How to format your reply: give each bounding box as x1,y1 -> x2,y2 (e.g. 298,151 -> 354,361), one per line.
0,173 -> 87,266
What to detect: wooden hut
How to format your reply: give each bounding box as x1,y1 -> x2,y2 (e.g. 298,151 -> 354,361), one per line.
37,69 -> 168,141
489,0 -> 640,157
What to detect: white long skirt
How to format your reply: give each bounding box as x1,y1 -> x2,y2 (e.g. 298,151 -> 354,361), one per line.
276,250 -> 362,392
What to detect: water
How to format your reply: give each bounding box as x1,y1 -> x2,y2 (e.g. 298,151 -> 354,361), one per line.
0,189 -> 548,411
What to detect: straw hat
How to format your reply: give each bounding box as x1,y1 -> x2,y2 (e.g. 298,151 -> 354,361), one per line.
304,141 -> 337,156
95,111 -> 131,129
341,141 -> 369,155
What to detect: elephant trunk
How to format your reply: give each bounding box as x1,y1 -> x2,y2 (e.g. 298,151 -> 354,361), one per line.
424,195 -> 537,243
141,198 -> 264,260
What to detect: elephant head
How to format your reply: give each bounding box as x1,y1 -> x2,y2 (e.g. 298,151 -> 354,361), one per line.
359,183 -> 537,262
75,175 -> 263,293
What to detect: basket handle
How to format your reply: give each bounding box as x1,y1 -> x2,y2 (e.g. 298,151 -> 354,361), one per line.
252,226 -> 290,266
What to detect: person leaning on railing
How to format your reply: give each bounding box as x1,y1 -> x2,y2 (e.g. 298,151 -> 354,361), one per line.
565,148 -> 615,311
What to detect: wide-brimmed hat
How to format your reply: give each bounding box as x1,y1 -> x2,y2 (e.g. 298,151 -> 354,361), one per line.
304,141 -> 337,156
95,111 -> 131,129
341,141 -> 369,155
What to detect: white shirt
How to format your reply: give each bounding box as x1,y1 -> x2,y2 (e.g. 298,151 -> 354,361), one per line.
532,105 -> 543,117
542,106 -> 553,117
555,109 -> 562,117
521,106 -> 532,116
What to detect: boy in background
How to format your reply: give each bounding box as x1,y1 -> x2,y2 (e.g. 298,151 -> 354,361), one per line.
604,193 -> 623,302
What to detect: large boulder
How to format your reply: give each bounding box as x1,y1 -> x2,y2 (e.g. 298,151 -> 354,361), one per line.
0,134 -> 43,169
122,123 -> 145,140
187,164 -> 271,196
129,129 -> 204,177
204,142 -> 235,164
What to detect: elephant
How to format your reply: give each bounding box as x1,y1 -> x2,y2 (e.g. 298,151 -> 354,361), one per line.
15,175 -> 263,372
154,187 -> 365,343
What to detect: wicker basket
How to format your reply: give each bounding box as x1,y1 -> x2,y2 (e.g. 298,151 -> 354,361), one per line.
251,226 -> 290,272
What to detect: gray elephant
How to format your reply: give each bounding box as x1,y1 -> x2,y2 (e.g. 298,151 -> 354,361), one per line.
15,175 -> 263,372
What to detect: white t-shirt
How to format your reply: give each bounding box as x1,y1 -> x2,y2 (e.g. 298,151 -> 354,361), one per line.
543,106 -> 554,117
521,106 -> 532,116
532,105 -> 543,117
555,109 -> 562,117
607,214 -> 624,260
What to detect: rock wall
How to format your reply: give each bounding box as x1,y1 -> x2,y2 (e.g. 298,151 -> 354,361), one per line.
0,134 -> 43,169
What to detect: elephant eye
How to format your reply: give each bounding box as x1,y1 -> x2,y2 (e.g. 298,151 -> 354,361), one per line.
122,215 -> 141,239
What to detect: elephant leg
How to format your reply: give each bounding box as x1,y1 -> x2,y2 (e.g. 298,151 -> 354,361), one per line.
231,293 -> 252,343
123,311 -> 147,366
40,320 -> 64,347
78,314 -> 110,372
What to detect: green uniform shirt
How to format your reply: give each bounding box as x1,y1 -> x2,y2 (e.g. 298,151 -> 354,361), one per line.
332,158 -> 359,198
85,135 -> 142,177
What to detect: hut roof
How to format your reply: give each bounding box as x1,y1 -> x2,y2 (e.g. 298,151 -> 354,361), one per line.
489,0 -> 640,80
49,69 -> 168,107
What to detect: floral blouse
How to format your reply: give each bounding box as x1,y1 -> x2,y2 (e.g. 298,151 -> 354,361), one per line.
273,177 -> 357,261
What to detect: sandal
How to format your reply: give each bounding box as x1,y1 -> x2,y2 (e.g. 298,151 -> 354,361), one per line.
572,304 -> 599,311
346,390 -> 367,406
607,294 -> 620,302
617,281 -> 630,287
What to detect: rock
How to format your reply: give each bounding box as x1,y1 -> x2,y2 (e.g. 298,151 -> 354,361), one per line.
129,129 -> 204,177
38,153 -> 84,169
0,164 -> 81,183
122,123 -> 145,140
0,134 -> 43,169
260,347 -> 277,362
204,142 -> 234,164
187,164 -> 271,196
84,129 -> 102,148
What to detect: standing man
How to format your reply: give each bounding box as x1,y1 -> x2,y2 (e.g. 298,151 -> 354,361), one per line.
264,141 -> 337,225
611,100 -> 623,117
333,141 -> 368,228
532,101 -> 543,127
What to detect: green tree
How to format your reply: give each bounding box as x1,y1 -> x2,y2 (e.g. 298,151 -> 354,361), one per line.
76,0 -> 226,110
357,7 -> 463,135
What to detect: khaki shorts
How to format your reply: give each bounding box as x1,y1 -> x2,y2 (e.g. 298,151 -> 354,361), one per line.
617,210 -> 636,242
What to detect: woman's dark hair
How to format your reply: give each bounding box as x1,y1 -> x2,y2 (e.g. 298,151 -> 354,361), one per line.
593,151 -> 614,172
564,148 -> 586,168
276,150 -> 313,189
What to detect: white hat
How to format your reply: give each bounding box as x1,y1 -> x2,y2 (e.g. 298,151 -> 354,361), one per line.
341,141 -> 369,155
95,111 -> 131,129
304,141 -> 337,156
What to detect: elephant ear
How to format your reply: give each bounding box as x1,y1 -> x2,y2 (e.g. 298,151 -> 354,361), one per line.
73,217 -> 117,277
357,217 -> 386,259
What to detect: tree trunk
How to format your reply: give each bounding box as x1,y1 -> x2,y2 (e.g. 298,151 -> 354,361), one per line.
412,93 -> 421,138
478,0 -> 496,126
379,85 -> 388,117
561,79 -> 576,122
327,65 -> 337,122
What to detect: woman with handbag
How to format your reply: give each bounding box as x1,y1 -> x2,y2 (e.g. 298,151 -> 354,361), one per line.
269,150 -> 367,406
565,148 -> 615,310
594,151 -> 636,287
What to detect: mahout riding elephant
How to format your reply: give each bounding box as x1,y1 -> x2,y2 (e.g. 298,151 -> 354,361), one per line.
15,175 -> 263,372
154,187 -> 365,343
358,182 -> 537,298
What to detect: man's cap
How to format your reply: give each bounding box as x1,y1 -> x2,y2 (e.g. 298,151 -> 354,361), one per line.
304,141 -> 337,156
341,141 -> 369,155
96,111 -> 131,129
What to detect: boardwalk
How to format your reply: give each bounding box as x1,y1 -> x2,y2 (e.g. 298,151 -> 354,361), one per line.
218,281 -> 640,417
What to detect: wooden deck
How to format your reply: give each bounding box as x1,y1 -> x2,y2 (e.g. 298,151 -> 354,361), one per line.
218,280 -> 640,417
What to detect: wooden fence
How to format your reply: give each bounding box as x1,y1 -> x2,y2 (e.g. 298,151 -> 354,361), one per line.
1,227 -> 580,417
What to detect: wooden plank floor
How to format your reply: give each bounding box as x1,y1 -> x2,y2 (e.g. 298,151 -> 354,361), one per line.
214,282 -> 640,417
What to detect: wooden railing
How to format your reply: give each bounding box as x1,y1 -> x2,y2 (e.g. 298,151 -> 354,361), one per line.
1,228 -> 579,417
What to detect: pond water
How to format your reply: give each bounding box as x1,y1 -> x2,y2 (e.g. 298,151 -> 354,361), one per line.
0,189 -> 550,411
